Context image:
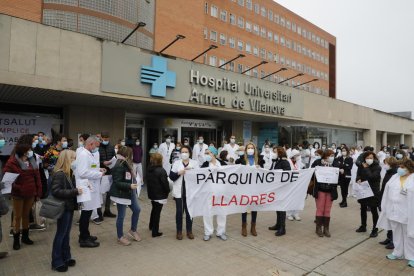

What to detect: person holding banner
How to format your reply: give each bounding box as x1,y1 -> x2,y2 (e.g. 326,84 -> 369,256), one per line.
377,159 -> 414,267
336,147 -> 353,208
268,147 -> 291,236
236,142 -> 263,237
355,151 -> 381,238
50,150 -> 82,272
311,149 -> 338,237
287,149 -> 303,221
170,145 -> 199,240
201,148 -> 228,241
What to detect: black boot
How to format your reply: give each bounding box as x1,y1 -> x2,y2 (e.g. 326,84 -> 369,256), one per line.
13,232 -> 20,250
275,212 -> 286,236
339,199 -> 347,208
21,229 -> 34,245
369,228 -> 378,238
379,238 -> 391,245
355,225 -> 367,232
269,212 -> 280,230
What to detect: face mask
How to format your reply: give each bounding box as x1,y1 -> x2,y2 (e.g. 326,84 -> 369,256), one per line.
62,141 -> 68,149
102,141 -> 109,145
32,142 -> 37,149
34,140 -> 39,145
322,146 -> 326,150
230,138 -> 236,144
397,167 -> 408,177
396,154 -> 403,160
205,155 -> 212,162
27,150 -> 34,158
71,160 -> 77,170
299,147 -> 303,150
153,145 -> 158,149
121,141 -> 126,146
181,153 -> 189,160
327,156 -> 334,163
265,148 -> 270,153
199,139 -> 204,144
136,141 -> 140,146
315,155 -> 321,160
238,151 -> 245,156
166,138 -> 171,143
38,137 -> 43,142
314,145 -> 319,149
273,152 -> 278,159
365,159 -> 373,165
91,148 -> 99,153
78,142 -> 84,147
247,149 -> 254,156
383,164 -> 390,171
176,146 -> 181,150
342,151 -> 347,156
386,153 -> 390,158
383,148 -> 387,152
0,139 -> 5,149
184,142 -> 189,146
115,148 -> 118,154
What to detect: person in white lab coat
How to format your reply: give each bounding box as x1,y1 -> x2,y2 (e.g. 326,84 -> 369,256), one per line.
76,136 -> 105,248
287,149 -> 303,221
223,135 -> 239,161
192,136 -> 208,166
260,144 -> 273,170
378,159 -> 414,267
158,135 -> 175,175
201,149 -> 227,241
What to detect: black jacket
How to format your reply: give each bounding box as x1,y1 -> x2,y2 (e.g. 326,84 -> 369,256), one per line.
99,143 -> 116,174
311,159 -> 338,201
380,167 -> 398,201
51,171 -> 79,211
235,157 -> 264,168
334,156 -> 353,182
110,160 -> 134,199
270,158 -> 291,171
217,159 -> 228,166
146,166 -> 170,200
356,161 -> 381,206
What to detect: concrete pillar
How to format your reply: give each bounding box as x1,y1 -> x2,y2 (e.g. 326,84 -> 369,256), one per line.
400,134 -> 405,145
363,129 -> 376,147
382,132 -> 387,146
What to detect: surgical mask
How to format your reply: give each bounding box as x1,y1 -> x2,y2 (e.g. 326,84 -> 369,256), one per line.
184,142 -> 189,146
32,142 -> 37,149
121,141 -> 126,146
181,153 -> 189,160
365,159 -> 373,165
42,140 -> 47,145
314,145 -> 319,149
91,148 -> 99,153
327,156 -> 334,163
205,155 -> 212,162
176,146 -> 181,150
299,147 -> 303,150
78,142 -> 84,147
342,151 -> 347,156
397,167 -> 408,177
238,151 -> 244,156
102,141 -> 109,146
230,138 -> 236,144
38,136 -> 43,142
396,153 -> 403,160
115,148 -> 118,154
199,139 -> 204,144
0,139 -> 5,148
247,149 -> 254,156
265,147 -> 270,153
153,145 -> 158,149
383,164 -> 390,171
315,155 -> 321,160
166,138 -> 171,143
62,141 -> 68,149
71,161 -> 77,170
27,150 -> 34,158
136,141 -> 140,146
322,146 -> 326,150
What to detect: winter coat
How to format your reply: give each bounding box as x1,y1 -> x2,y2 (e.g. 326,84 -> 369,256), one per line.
146,166 -> 170,201
334,156 -> 353,184
109,159 -> 134,200
51,171 -> 79,211
270,158 -> 291,171
99,143 -> 115,174
356,161 -> 381,206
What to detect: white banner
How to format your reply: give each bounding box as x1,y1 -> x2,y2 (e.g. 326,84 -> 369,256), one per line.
315,166 -> 339,184
185,165 -> 315,217
352,181 -> 374,200
0,114 -> 54,155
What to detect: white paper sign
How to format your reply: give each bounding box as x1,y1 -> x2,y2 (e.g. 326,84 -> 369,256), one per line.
1,172 -> 19,194
353,181 -> 374,200
77,179 -> 91,203
315,166 -> 339,184
107,156 -> 117,169
100,175 -> 112,194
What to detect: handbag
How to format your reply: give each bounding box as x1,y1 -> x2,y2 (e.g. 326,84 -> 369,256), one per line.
307,176 -> 315,195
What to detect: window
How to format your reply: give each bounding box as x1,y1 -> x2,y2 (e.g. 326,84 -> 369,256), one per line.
316,36 -> 320,45
245,21 -> 252,32
268,10 -> 273,21
292,23 -> 296,32
204,2 -> 208,14
302,28 -> 306,38
253,24 -> 259,35
203,28 -> 208,39
238,0 -> 244,6
229,37 -> 235,48
237,64 -> 243,73
254,4 -> 259,14
286,21 -> 291,30
297,43 -> 301,53
267,51 -> 273,61
229,62 -> 235,71
210,5 -> 218,17
274,54 -> 279,63
238,17 -> 244,28
325,41 -> 329,49
219,59 -> 226,68
286,40 -> 291,49
260,48 -> 266,59
297,26 -> 301,35
253,46 -> 258,56
209,56 -> 217,66
245,43 -> 251,53
210,30 -> 217,42
261,6 -> 266,17
230,14 -> 236,25
280,56 -> 285,65
245,66 -> 251,76
267,31 -> 273,41
246,0 -> 252,10
220,10 -> 227,21
286,58 -> 290,67
274,14 -> 280,24
280,17 -> 285,27
307,31 -> 311,40
220,33 -> 226,45
280,36 -> 285,46
312,34 -> 316,42
261,71 -> 266,79
292,60 -> 296,69
274,34 -> 279,44
253,68 -> 258,78
237,40 -> 243,51
260,27 -> 266,38
321,38 -> 325,47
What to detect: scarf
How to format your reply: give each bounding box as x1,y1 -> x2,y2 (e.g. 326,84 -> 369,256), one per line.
116,154 -> 137,181
15,154 -> 38,170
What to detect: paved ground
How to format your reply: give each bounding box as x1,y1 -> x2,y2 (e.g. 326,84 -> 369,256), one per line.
1,189 -> 414,276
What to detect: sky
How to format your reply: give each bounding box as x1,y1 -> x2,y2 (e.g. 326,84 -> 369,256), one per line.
275,0 -> 414,117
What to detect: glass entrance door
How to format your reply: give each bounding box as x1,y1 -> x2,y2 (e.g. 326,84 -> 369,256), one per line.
182,128 -> 217,147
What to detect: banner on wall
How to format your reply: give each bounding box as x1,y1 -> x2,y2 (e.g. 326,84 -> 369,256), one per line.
184,166 -> 315,217
0,114 -> 54,155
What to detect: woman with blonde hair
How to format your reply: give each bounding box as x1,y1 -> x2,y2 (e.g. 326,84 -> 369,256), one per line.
51,150 -> 83,272
236,142 -> 264,237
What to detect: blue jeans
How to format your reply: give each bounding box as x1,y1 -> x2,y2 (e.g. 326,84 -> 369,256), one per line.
175,197 -> 192,233
51,210 -> 74,269
116,191 -> 140,239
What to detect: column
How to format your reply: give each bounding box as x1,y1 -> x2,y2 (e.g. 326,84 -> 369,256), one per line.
382,132 -> 387,146
400,134 -> 405,145
363,129 -> 376,147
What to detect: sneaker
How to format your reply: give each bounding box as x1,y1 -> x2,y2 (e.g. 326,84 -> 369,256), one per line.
217,234 -> 227,241
29,223 -> 46,231
118,236 -> 131,246
53,265 -> 68,272
386,254 -> 403,260
203,235 -> 211,241
152,232 -> 163,238
408,260 -> 414,267
293,215 -> 301,221
92,218 -> 103,225
127,230 -> 142,242
287,215 -> 294,221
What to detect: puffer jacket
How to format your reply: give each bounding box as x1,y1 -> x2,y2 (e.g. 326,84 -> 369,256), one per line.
146,165 -> 169,201
51,171 -> 79,211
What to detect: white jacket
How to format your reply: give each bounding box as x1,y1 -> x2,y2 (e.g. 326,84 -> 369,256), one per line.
158,142 -> 175,174
170,159 -> 199,198
192,143 -> 208,166
76,147 -> 103,211
223,143 -> 239,160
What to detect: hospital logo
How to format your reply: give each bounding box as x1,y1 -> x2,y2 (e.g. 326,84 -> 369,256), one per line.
140,56 -> 176,98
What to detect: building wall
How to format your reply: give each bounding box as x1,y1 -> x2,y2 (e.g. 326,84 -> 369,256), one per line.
0,0 -> 42,23
155,0 -> 335,97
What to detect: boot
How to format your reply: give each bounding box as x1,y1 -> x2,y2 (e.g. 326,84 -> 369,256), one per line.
21,229 -> 34,245
275,212 -> 286,236
323,217 -> 331,238
176,231 -> 183,240
241,223 -> 247,237
13,232 -> 20,250
269,212 -> 279,230
315,216 -> 324,237
251,223 -> 257,236
339,199 -> 347,208
369,228 -> 378,238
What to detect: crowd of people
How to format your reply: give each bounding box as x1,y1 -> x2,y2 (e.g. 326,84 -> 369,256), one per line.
1,131 -> 414,271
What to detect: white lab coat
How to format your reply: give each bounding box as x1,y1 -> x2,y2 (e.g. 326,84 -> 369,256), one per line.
158,142 -> 175,175
192,143 -> 209,166
223,143 -> 239,161
260,152 -> 273,170
300,149 -> 311,168
76,147 -> 103,211
170,159 -> 199,198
